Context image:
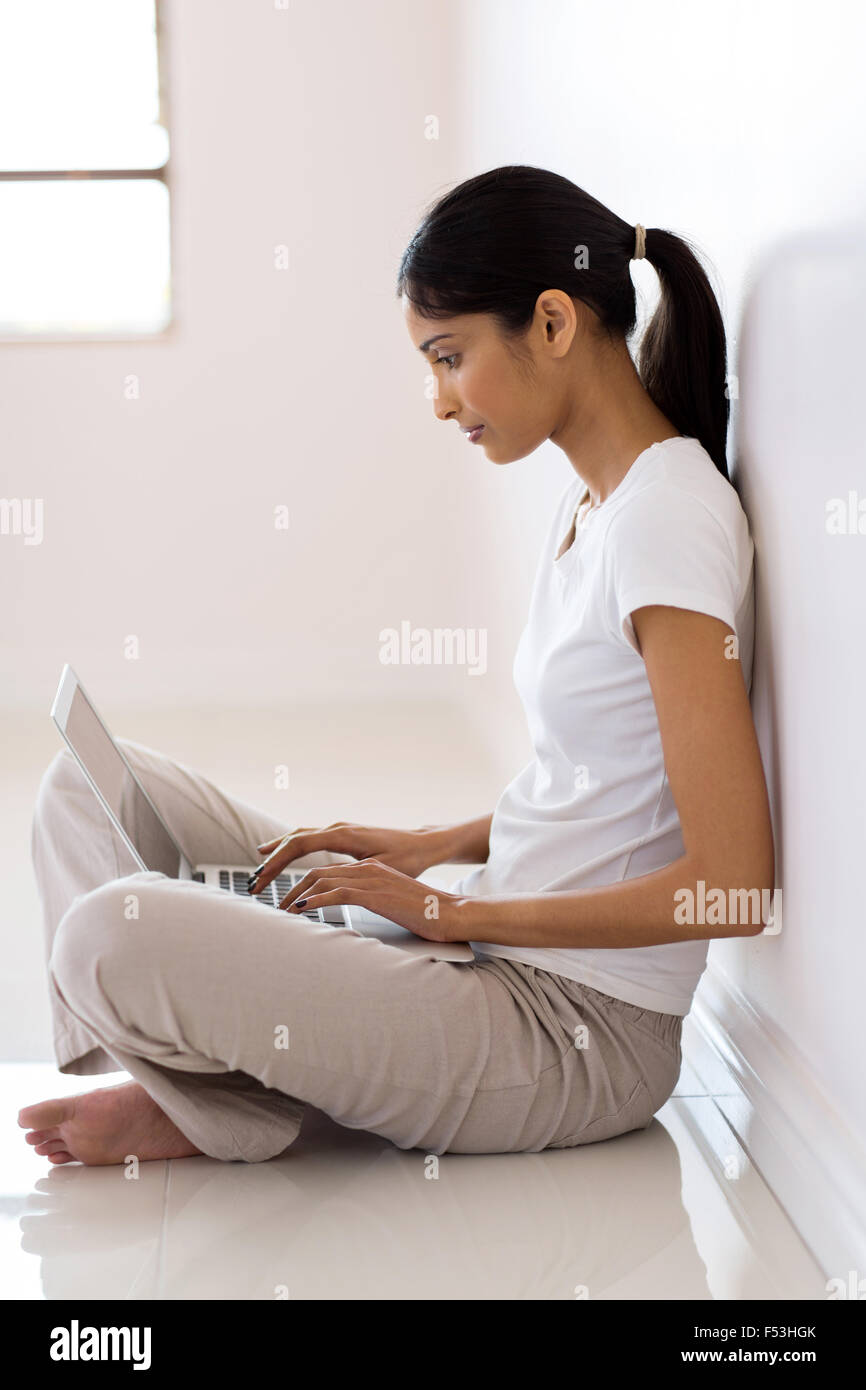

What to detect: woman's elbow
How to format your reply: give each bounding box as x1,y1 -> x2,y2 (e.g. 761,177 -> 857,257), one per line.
689,839 -> 776,938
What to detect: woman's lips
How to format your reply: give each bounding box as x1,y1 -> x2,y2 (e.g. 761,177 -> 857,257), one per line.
465,426 -> 485,444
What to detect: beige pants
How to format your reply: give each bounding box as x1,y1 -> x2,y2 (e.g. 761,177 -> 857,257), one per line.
31,741 -> 683,1162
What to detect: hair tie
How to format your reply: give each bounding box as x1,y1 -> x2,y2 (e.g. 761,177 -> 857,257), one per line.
633,224 -> 646,260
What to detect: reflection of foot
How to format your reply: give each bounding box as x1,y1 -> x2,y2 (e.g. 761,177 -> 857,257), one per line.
17,1080 -> 204,1165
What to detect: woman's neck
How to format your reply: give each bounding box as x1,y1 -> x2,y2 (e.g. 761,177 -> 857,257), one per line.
550,342 -> 681,507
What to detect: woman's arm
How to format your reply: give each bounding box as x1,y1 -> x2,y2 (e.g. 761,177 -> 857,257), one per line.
454,606 -> 775,947
417,814 -> 493,866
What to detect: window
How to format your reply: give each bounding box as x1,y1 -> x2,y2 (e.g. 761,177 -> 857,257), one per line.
0,0 -> 171,338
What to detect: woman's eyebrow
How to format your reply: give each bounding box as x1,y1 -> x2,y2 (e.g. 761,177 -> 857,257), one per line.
418,333 -> 456,354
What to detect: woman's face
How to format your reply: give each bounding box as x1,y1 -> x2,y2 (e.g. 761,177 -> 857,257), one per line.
403,299 -> 562,465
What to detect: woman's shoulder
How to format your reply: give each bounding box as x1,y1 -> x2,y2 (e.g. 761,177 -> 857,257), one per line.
607,436 -> 752,557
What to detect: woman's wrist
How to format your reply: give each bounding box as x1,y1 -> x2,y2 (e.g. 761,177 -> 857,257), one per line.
414,824 -> 463,867
443,893 -> 482,943
415,819 -> 490,867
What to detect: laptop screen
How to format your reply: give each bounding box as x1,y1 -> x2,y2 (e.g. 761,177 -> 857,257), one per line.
61,678 -> 183,878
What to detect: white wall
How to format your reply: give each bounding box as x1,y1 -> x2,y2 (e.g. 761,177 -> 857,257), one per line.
716,221 -> 866,1271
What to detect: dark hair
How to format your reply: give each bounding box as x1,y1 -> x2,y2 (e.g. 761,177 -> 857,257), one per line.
396,165 -> 730,480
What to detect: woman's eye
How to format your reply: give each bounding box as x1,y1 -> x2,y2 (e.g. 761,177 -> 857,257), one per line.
435,354 -> 459,369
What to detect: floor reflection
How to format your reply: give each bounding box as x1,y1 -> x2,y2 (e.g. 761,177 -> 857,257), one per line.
20,1106 -> 709,1300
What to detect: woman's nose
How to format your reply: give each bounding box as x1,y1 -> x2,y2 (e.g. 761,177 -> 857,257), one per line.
433,395 -> 458,423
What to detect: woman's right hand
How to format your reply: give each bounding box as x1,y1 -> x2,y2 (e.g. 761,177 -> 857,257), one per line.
248,822 -> 446,896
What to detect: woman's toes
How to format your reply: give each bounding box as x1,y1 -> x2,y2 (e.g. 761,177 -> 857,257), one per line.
24,1128 -> 58,1146
34,1140 -> 69,1156
46,1151 -> 74,1164
18,1098 -> 73,1130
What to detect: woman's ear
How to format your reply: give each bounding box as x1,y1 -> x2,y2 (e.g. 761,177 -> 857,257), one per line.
535,289 -> 578,359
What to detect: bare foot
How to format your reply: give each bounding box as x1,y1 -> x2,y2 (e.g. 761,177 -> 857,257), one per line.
18,1080 -> 203,1166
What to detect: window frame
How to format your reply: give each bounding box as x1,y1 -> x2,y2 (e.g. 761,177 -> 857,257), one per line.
0,0 -> 175,344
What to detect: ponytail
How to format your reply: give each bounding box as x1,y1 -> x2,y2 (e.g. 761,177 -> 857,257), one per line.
637,227 -> 730,477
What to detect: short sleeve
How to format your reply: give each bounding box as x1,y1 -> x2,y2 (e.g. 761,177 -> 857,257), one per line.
605,481 -> 745,655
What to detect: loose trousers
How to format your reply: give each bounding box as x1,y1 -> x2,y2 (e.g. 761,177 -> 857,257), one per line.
32,740 -> 683,1161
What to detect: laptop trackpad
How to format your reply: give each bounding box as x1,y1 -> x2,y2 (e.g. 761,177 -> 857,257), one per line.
348,907 -> 473,961
351,908 -> 419,943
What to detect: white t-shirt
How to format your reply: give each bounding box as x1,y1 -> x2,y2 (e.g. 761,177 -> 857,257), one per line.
450,435 -> 755,1016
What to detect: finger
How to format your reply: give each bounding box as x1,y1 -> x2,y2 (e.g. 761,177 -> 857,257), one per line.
281,886 -> 363,916
280,882 -> 399,927
255,836 -> 283,854
275,864 -> 348,911
252,829 -> 364,894
277,863 -> 375,912
249,831 -> 314,893
249,835 -> 290,888
257,817 -> 325,850
257,823 -> 351,855
276,867 -> 320,912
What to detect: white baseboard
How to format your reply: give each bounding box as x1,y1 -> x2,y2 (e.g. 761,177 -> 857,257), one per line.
683,962 -> 866,1284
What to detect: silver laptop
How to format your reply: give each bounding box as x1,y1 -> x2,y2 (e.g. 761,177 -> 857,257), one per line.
50,664 -> 474,962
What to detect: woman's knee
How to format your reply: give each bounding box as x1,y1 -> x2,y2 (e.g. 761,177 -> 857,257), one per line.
49,875 -> 156,1007
33,747 -> 80,820
31,747 -> 91,851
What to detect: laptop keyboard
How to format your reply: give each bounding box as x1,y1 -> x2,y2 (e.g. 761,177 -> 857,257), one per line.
218,869 -> 345,924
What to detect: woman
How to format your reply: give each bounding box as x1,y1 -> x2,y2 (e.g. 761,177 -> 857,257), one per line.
21,165 -> 774,1166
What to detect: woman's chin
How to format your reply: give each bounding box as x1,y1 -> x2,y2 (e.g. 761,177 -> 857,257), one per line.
486,438 -> 540,465
471,430 -> 537,464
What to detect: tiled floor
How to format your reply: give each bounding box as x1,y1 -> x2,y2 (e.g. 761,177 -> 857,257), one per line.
1,703 -> 829,1299
1,1061 -> 827,1300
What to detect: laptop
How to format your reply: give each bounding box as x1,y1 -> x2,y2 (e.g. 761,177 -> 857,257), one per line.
50,664 -> 474,962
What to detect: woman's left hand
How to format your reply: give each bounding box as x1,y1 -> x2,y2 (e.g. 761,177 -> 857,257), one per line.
277,858 -> 463,943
